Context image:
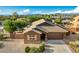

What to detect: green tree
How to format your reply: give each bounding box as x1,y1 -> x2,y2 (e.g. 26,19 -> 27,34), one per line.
3,20 -> 16,38
41,14 -> 52,20
15,19 -> 26,31
54,17 -> 62,24
11,12 -> 18,20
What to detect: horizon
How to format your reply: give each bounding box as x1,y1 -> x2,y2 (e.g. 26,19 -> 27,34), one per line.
0,6 -> 79,15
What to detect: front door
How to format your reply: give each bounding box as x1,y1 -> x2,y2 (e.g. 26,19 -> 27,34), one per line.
41,33 -> 45,41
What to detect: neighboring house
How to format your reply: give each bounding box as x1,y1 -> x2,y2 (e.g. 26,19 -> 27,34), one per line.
69,16 -> 79,32
0,26 -> 3,32
13,19 -> 68,44
0,21 -> 3,32
52,14 -> 72,20
62,19 -> 70,24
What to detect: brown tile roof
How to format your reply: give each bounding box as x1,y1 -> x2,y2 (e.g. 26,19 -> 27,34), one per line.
23,27 -> 42,34
23,19 -> 50,33
37,26 -> 68,32
23,19 -> 68,34
32,19 -> 46,26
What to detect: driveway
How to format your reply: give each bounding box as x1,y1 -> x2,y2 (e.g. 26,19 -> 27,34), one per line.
44,40 -> 72,53
0,39 -> 40,53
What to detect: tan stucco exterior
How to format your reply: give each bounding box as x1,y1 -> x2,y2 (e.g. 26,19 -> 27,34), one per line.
11,19 -> 68,44
24,31 -> 41,44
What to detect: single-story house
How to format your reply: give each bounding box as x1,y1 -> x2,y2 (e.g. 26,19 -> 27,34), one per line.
13,19 -> 68,44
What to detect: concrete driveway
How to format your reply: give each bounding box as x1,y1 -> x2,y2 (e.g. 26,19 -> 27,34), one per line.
45,40 -> 72,53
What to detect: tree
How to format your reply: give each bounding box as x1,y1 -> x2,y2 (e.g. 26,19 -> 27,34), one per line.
15,19 -> 26,31
3,20 -> 16,32
3,20 -> 16,38
54,17 -> 62,24
43,15 -> 52,20
11,12 -> 18,20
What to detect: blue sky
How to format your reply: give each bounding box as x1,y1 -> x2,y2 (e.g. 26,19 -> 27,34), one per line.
0,6 -> 78,15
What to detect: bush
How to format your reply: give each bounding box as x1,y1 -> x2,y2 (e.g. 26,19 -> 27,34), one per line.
76,47 -> 79,53
29,47 -> 39,53
69,41 -> 77,50
54,17 -> 62,24
25,47 -> 30,53
25,43 -> 45,53
39,43 -> 45,52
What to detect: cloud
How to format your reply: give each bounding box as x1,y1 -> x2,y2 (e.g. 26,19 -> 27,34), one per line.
49,6 -> 79,14
32,11 -> 42,14
31,7 -> 79,14
0,9 -> 12,15
0,10 -> 2,12
46,10 -> 62,14
63,6 -> 79,13
13,7 -> 79,15
23,9 -> 30,13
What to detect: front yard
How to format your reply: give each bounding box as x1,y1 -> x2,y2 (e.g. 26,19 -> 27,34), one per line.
0,39 -> 72,53
0,39 -> 40,53
64,33 -> 79,53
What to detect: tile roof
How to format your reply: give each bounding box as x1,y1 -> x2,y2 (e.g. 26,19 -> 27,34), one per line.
23,19 -> 68,34
37,26 -> 68,32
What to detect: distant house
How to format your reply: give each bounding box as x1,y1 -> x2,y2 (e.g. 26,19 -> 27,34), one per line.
52,15 -> 72,20
0,26 -> 3,32
62,19 -> 70,24
13,19 -> 68,44
0,21 -> 3,32
69,16 -> 79,32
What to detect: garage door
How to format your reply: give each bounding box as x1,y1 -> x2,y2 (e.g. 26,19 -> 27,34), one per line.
47,32 -> 63,39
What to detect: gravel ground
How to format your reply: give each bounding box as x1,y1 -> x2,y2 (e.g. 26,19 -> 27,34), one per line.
0,39 -> 40,53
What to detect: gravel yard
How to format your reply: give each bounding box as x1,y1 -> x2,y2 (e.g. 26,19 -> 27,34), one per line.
0,39 -> 40,53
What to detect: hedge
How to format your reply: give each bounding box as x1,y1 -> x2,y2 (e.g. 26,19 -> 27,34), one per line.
25,43 -> 45,53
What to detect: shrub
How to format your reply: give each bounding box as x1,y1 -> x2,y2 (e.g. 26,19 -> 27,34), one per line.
69,41 -> 77,50
25,47 -> 30,53
39,43 -> 45,52
25,43 -> 45,53
29,47 -> 39,53
76,47 -> 79,53
54,17 -> 62,24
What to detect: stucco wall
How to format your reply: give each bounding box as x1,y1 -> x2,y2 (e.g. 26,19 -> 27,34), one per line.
69,27 -> 77,32
14,32 -> 24,39
24,31 -> 41,44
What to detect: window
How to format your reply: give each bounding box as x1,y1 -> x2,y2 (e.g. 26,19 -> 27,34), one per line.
27,35 -> 37,40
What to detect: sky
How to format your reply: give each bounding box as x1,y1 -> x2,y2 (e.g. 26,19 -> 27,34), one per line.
0,6 -> 78,15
